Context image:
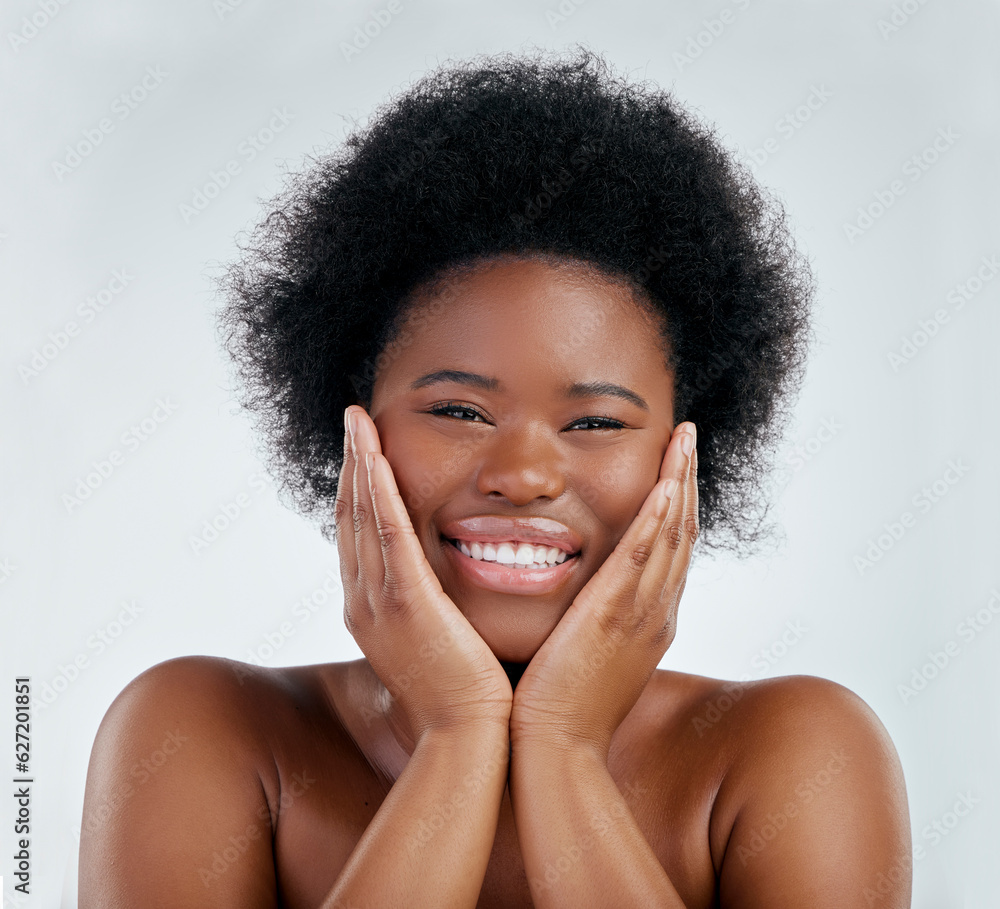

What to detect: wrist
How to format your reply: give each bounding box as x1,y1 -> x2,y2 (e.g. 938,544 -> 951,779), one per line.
417,717 -> 511,754
510,726 -> 610,767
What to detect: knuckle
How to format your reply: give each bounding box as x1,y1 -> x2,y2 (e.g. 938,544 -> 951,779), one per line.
352,502 -> 369,533
333,495 -> 351,527
663,521 -> 685,551
381,563 -> 420,601
597,598 -> 646,642
343,599 -> 374,634
377,524 -> 401,551
627,542 -> 655,570
683,514 -> 700,543
653,613 -> 678,649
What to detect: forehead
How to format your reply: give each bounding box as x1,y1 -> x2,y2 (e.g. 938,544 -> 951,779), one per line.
384,255 -> 670,377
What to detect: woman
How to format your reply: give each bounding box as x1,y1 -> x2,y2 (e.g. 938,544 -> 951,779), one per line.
79,47 -> 911,907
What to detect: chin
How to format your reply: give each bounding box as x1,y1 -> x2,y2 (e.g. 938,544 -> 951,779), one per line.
459,602 -> 560,665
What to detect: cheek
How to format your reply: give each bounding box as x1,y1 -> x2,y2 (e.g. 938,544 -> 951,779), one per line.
380,428 -> 470,519
568,449 -> 658,540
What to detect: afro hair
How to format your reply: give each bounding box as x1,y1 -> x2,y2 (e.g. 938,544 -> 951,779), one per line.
217,45 -> 815,558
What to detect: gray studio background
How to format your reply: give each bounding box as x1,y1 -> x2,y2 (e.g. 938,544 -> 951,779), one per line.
2,1 -> 998,906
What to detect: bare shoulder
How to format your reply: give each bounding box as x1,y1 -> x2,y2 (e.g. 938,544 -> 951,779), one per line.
683,673 -> 912,909
79,655 -> 296,908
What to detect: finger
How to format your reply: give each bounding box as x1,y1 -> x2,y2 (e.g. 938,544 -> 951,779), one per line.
351,407 -> 389,596
366,449 -> 447,604
574,464 -> 676,627
575,421 -> 696,620
663,441 -> 699,589
334,407 -> 358,581
640,423 -> 699,607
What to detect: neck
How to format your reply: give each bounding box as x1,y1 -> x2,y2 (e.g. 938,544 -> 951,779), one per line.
499,659 -> 528,691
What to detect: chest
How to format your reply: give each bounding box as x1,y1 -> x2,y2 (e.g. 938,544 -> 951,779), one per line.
269,747 -> 722,908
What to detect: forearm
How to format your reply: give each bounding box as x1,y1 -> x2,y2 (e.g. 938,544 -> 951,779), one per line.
322,723 -> 508,909
510,740 -> 685,908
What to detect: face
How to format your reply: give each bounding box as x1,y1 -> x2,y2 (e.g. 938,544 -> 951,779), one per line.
368,255 -> 676,663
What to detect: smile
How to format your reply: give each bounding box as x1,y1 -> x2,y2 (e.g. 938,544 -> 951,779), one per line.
443,536 -> 580,594
447,537 -> 570,569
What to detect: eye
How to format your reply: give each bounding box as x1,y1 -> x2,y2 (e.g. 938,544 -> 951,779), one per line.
427,403 -> 625,431
427,402 -> 488,422
569,416 -> 626,431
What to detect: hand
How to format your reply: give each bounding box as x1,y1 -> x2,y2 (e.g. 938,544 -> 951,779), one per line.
336,405 -> 513,739
509,422 -> 699,758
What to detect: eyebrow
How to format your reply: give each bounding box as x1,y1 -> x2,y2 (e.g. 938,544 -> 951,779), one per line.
409,370 -> 649,411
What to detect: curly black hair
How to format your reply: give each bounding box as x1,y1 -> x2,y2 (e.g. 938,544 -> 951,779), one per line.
217,45 -> 814,558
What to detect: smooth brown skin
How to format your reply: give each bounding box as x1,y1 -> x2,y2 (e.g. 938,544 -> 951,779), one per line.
79,257 -> 911,907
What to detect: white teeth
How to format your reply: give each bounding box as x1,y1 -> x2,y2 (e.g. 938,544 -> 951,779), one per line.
514,543 -> 535,566
452,538 -> 571,568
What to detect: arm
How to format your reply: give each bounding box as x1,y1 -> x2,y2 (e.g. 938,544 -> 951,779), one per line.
78,656 -> 279,908
323,723 -> 508,909
510,738 -> 685,907
509,422 -> 699,907
717,675 -> 912,909
328,406 -> 515,907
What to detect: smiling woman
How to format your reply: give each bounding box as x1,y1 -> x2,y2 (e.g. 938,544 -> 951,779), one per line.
78,46 -> 911,908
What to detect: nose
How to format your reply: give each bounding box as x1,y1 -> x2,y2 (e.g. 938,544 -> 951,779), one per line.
475,422 -> 566,506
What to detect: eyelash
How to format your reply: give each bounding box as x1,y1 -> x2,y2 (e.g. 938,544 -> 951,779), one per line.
427,402 -> 626,431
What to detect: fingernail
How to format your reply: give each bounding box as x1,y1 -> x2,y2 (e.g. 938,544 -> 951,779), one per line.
681,433 -> 694,457
365,451 -> 374,471
347,409 -> 356,443
663,478 -> 679,500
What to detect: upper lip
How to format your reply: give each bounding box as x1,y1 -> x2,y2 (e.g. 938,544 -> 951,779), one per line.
440,515 -> 583,555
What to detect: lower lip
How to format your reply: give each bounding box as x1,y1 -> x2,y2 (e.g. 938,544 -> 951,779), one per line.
442,538 -> 579,594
